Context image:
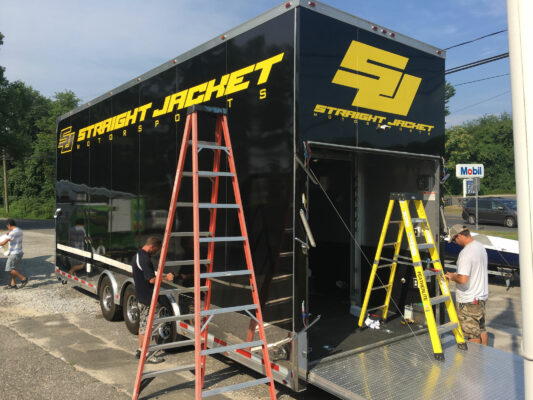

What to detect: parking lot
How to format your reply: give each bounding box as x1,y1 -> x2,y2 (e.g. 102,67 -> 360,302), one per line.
0,221 -> 524,399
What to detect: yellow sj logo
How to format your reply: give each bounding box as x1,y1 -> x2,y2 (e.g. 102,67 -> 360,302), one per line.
332,40 -> 422,116
58,126 -> 76,154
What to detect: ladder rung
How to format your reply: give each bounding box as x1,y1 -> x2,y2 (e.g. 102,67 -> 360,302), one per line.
423,270 -> 438,278
201,340 -> 263,356
411,218 -> 426,223
389,220 -> 403,224
170,231 -> 211,237
201,304 -> 257,317
190,140 -> 229,151
159,286 -> 208,295
165,259 -> 210,267
199,236 -> 245,243
366,305 -> 385,313
272,274 -> 292,281
200,270 -> 251,279
437,322 -> 459,335
153,313 -> 194,324
371,284 -> 391,291
265,296 -> 292,306
176,202 -> 240,209
382,242 -> 399,247
142,364 -> 195,379
279,252 -> 293,258
377,263 -> 393,269
429,295 -> 451,306
202,377 -> 271,398
417,243 -> 434,250
148,339 -> 195,352
183,171 -> 234,177
381,257 -> 413,266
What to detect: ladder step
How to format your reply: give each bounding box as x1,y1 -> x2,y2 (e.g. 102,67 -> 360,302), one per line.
159,286 -> 208,295
176,202 -> 240,209
279,251 -> 293,258
202,377 -> 271,398
389,220 -> 403,224
190,140 -> 229,151
382,242 -> 399,247
183,171 -> 234,177
366,305 -> 385,313
199,236 -> 245,243
153,313 -> 194,324
272,274 -> 292,281
201,340 -> 264,356
200,270 -> 251,279
371,284 -> 391,291
201,304 -> 257,317
165,259 -> 210,267
429,295 -> 451,306
142,364 -> 195,379
148,339 -> 195,352
170,231 -> 211,237
417,243 -> 434,250
411,218 -> 426,223
437,322 -> 459,335
381,257 -> 413,266
377,263 -> 393,269
265,296 -> 292,306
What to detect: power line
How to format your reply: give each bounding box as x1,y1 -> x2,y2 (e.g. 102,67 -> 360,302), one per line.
454,73 -> 510,87
444,29 -> 507,50
450,90 -> 511,114
445,52 -> 509,74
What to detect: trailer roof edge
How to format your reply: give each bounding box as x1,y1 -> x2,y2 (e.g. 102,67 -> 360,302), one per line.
58,1 -> 445,122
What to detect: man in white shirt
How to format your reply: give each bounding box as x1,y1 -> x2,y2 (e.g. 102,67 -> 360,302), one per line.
0,219 -> 28,289
445,224 -> 489,345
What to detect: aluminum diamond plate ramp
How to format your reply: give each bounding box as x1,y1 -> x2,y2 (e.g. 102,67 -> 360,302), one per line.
308,334 -> 524,400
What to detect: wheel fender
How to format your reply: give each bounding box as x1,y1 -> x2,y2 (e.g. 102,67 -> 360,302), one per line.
98,271 -> 120,306
163,293 -> 180,332
120,278 -> 136,305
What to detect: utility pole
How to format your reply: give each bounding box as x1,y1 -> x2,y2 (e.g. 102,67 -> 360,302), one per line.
1,148 -> 8,213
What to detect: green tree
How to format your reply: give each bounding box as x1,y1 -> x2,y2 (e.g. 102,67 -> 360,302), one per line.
445,113 -> 514,195
445,82 -> 456,117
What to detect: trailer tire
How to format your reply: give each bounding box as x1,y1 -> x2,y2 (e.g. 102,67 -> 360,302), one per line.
122,284 -> 140,334
154,295 -> 179,345
99,276 -> 122,321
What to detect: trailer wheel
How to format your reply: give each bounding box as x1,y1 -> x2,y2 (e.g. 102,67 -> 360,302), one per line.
154,295 -> 179,345
99,276 -> 122,321
122,284 -> 140,334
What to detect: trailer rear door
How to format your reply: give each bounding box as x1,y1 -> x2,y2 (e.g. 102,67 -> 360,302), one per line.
308,333 -> 523,400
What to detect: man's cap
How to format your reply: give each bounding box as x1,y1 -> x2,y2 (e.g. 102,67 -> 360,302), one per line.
449,224 -> 468,240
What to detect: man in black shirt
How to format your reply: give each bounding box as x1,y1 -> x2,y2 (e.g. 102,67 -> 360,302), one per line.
132,237 -> 174,363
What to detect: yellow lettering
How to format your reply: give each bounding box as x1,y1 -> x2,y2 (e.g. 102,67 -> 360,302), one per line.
259,88 -> 267,99
138,125 -> 143,133
204,75 -> 229,101
314,104 -> 326,113
154,120 -> 159,128
227,98 -> 233,108
122,129 -> 127,136
174,113 -> 181,122
185,82 -> 207,107
225,65 -> 255,95
101,118 -> 113,134
94,122 -> 105,135
138,103 -> 152,121
153,96 -> 171,118
109,134 -> 113,141
167,90 -> 188,112
125,109 -> 138,126
114,111 -> 128,129
254,53 -> 284,84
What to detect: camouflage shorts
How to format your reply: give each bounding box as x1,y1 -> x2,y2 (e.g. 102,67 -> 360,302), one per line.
457,300 -> 486,339
139,303 -> 150,335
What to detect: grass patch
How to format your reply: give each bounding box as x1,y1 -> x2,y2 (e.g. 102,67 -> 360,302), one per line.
444,205 -> 463,216
475,229 -> 518,241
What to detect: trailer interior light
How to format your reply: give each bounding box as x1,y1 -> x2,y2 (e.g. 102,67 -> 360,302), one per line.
308,1 -> 316,6
372,25 -> 378,31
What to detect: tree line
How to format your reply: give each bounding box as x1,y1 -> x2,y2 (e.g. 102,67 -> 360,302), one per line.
0,32 -> 515,219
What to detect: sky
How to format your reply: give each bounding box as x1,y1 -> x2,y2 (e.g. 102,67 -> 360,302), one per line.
0,0 -> 510,127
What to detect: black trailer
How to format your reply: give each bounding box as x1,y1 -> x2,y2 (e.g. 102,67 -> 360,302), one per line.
55,1 -> 523,399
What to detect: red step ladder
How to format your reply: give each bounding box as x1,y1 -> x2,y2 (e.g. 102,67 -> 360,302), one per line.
132,105 -> 277,400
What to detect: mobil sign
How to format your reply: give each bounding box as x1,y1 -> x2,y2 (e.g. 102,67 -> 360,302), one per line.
456,163 -> 484,178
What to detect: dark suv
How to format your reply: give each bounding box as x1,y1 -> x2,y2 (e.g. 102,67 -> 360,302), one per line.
462,197 -> 517,228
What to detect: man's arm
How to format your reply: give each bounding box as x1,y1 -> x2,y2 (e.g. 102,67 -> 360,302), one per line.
0,232 -> 11,246
445,272 -> 469,284
148,273 -> 174,284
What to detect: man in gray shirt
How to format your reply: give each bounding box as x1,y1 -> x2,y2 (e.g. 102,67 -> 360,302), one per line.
445,224 -> 489,345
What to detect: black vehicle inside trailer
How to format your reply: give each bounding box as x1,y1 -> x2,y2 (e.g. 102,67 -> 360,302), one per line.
54,2 -> 524,399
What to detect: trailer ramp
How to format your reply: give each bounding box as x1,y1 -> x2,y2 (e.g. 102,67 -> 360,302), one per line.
308,334 -> 524,400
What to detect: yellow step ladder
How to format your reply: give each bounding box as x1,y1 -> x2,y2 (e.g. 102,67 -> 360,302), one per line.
358,192 -> 467,360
